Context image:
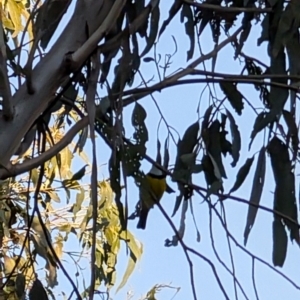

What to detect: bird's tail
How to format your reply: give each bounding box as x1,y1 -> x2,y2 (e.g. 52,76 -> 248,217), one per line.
137,208 -> 149,230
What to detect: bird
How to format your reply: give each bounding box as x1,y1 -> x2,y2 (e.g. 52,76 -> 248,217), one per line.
137,164 -> 174,230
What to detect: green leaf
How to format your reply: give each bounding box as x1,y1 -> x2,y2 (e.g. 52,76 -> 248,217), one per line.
244,147 -> 266,245
180,3 -> 195,61
229,157 -> 254,194
226,109 -> 241,167
272,217 -> 288,267
219,81 -> 244,115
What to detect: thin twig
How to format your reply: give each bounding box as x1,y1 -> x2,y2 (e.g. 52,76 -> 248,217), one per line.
220,203 -> 240,300
207,198 -> 300,291
252,258 -> 260,300
208,205 -> 249,300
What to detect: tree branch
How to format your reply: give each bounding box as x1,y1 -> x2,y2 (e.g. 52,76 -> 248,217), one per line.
71,0 -> 126,67
0,118 -> 88,180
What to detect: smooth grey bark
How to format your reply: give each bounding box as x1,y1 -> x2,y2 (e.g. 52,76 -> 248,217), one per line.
0,0 -> 114,167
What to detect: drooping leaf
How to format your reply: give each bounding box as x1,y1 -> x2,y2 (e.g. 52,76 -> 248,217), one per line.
229,157 -> 254,194
180,3 -> 195,61
272,217 -> 288,267
159,0 -> 182,37
163,137 -> 170,169
132,102 -> 148,152
249,111 -> 276,148
226,109 -> 241,167
205,120 -> 226,179
59,147 -> 73,179
202,155 -> 218,187
257,14 -> 269,46
35,0 -> 72,50
72,187 -> 85,215
219,81 -> 244,115
192,164 -> 203,174
174,121 -> 199,166
235,24 -> 251,57
29,278 -> 49,300
207,180 -> 223,197
117,230 -> 143,292
109,149 -> 125,229
219,129 -> 232,157
268,0 -> 288,115
268,137 -> 299,244
156,139 -> 162,165
69,165 -> 88,181
46,190 -> 60,203
282,110 -> 299,160
201,105 -> 214,136
244,147 -> 266,245
134,0 -> 148,38
172,121 -> 199,215
74,126 -> 88,153
272,3 -> 295,58
4,255 -> 15,276
4,0 -> 33,38
140,2 -> 160,57
15,273 -> 26,299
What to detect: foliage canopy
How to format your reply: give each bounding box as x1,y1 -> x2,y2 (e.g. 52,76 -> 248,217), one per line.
0,0 -> 300,299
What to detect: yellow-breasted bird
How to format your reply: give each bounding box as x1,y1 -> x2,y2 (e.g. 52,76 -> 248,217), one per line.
137,164 -> 174,230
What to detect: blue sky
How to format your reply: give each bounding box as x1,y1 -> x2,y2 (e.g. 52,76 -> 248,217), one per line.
31,2 -> 300,300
